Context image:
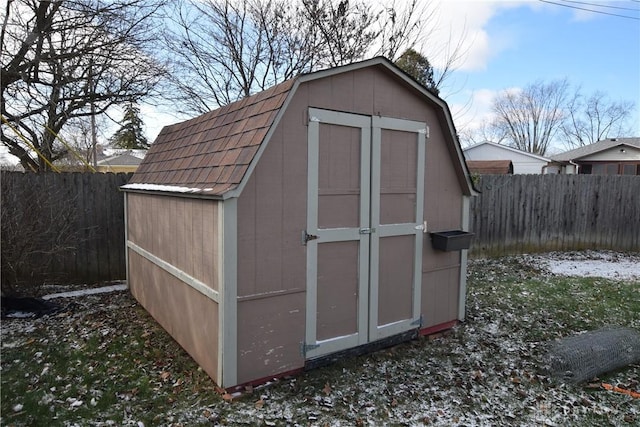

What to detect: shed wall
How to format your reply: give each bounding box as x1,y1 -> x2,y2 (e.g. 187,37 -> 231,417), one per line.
236,66 -> 466,380
127,193 -> 221,381
422,118 -> 464,328
236,89 -> 308,383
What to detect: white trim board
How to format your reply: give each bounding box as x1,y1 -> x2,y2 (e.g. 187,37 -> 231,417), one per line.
126,241 -> 220,303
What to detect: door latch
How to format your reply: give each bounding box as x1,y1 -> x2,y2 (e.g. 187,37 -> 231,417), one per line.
302,230 -> 318,245
359,228 -> 375,234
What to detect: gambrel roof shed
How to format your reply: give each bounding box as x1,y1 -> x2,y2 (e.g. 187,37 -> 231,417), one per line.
123,57 -> 476,389
125,58 -> 474,197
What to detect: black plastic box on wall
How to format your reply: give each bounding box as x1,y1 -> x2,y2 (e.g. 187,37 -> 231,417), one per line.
430,230 -> 474,251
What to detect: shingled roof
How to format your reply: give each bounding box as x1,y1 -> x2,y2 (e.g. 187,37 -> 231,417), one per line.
551,137 -> 640,162
125,78 -> 295,196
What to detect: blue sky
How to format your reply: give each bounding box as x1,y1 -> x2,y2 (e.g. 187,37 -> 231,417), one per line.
137,0 -> 639,151
434,0 -> 640,151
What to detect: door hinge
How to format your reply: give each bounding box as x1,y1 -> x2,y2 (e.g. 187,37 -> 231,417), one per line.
359,228 -> 375,234
301,342 -> 320,355
411,315 -> 423,327
302,230 -> 318,245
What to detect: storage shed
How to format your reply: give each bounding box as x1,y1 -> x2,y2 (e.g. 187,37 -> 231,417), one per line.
122,57 -> 476,389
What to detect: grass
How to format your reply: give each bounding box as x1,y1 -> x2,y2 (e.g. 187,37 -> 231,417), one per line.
2,254 -> 639,426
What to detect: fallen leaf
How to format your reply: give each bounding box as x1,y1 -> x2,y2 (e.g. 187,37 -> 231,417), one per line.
160,371 -> 171,381
222,393 -> 233,402
323,382 -> 332,395
255,398 -> 265,409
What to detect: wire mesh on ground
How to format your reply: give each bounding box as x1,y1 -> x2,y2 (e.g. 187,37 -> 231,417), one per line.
546,327 -> 640,383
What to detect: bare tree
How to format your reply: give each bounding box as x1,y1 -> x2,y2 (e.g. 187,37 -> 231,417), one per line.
560,90 -> 634,149
1,172 -> 79,295
160,0 -> 452,116
1,0 -> 164,172
300,0 -> 381,68
376,0 -> 434,61
458,119 -> 508,147
161,0 -> 318,114
491,79 -> 570,156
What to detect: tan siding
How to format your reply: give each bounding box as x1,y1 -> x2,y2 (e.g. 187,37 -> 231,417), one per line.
420,104 -> 464,323
236,93 -> 308,298
424,124 -> 464,232
191,200 -> 205,284
300,68 -> 430,121
421,267 -> 460,328
235,89 -> 309,383
127,193 -> 142,245
236,293 -> 305,385
126,193 -> 222,381
128,251 -> 219,380
127,193 -> 220,291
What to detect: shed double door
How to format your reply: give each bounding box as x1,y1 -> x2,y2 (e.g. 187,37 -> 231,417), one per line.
305,107 -> 426,359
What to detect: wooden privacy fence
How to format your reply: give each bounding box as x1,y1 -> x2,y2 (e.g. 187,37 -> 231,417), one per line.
2,172 -> 639,288
1,171 -> 132,290
469,174 -> 640,256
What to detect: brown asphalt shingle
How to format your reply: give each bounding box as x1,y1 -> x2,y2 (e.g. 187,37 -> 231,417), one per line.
129,78 -> 296,195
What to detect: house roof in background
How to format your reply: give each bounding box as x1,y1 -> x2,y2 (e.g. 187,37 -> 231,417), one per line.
466,160 -> 513,175
0,145 -> 20,167
100,148 -> 147,160
97,152 -> 145,167
551,138 -> 640,162
463,141 -> 550,162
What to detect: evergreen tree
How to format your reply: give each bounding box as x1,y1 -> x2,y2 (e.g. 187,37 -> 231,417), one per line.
109,103 -> 149,149
395,49 -> 439,96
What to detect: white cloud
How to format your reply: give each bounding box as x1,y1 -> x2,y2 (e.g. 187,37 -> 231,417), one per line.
139,104 -> 187,142
450,88 -> 498,132
421,0 -> 534,72
450,85 -> 527,142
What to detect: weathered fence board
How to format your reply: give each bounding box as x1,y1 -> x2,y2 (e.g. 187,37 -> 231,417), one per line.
1,171 -> 132,290
470,175 -> 640,256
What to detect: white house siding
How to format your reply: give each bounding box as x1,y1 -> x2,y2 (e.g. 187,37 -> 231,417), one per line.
463,142 -> 550,174
579,146 -> 640,162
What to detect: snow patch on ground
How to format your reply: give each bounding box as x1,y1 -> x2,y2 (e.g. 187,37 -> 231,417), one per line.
41,283 -> 128,300
547,260 -> 639,280
525,251 -> 640,280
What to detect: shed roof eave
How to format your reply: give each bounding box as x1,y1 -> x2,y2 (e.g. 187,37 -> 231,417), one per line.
120,186 -> 226,200
120,183 -> 227,200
